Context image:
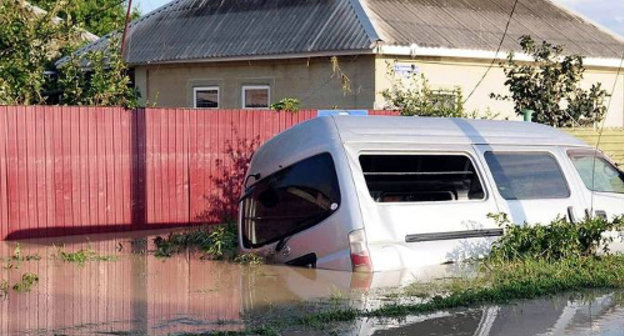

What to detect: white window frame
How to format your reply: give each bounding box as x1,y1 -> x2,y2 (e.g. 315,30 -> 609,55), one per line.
193,86 -> 220,109
242,85 -> 270,109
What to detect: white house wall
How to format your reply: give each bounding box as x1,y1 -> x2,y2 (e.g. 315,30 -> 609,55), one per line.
374,56 -> 624,128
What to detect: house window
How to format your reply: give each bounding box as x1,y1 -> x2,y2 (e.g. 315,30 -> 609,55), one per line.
359,154 -> 485,203
242,85 -> 270,109
193,87 -> 219,108
431,89 -> 458,111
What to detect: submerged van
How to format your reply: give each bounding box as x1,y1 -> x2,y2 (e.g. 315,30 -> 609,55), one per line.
238,116 -> 624,272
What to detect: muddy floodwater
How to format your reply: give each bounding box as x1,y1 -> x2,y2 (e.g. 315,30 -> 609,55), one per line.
2,230 -> 624,335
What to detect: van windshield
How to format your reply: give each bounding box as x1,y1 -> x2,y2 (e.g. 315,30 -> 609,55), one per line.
241,153 -> 341,248
359,154 -> 485,203
568,150 -> 624,194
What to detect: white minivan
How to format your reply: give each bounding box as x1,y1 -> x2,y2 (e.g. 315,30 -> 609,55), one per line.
238,116 -> 624,272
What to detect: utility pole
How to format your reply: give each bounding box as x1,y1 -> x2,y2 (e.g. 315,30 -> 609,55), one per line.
121,0 -> 133,57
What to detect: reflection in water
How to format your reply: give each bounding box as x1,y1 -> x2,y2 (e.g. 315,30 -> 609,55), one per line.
367,293 -> 624,336
1,231 -> 624,335
0,231 -> 368,335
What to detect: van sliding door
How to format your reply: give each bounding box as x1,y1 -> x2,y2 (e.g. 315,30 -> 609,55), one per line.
474,145 -> 586,225
353,146 -> 502,270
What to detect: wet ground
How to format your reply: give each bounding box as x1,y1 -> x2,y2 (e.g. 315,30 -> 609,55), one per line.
2,230 -> 624,335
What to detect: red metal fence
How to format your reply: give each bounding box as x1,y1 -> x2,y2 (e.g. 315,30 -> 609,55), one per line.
0,106 -> 396,240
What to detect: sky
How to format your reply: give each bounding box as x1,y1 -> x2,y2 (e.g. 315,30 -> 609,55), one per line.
134,0 -> 624,38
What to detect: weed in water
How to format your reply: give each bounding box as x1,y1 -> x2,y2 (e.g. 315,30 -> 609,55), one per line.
0,279 -> 8,298
55,246 -> 117,266
153,223 -> 264,264
12,272 -> 39,293
3,243 -> 42,270
10,243 -> 41,261
328,285 -> 346,306
233,252 -> 264,265
177,325 -> 280,336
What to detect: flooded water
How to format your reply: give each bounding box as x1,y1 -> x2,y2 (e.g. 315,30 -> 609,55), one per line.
2,230 -> 624,335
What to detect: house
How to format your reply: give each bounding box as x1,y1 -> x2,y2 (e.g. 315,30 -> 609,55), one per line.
71,0 -> 624,126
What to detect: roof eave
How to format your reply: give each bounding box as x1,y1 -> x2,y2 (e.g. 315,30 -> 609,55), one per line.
376,44 -> 624,69
128,49 -> 377,67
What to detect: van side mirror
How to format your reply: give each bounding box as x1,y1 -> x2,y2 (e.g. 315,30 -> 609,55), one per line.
244,173 -> 261,189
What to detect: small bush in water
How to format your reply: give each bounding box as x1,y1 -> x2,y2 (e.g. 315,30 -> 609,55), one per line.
154,223 -> 263,264
12,273 -> 39,293
55,246 -> 118,266
488,213 -> 624,262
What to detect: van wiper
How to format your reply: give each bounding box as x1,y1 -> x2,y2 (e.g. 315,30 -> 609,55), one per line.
275,235 -> 291,253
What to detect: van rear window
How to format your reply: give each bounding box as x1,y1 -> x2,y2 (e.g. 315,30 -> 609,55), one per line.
241,153 -> 340,248
359,154 -> 485,203
484,152 -> 570,200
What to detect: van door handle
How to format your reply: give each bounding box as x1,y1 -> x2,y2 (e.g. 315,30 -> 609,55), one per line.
595,210 -> 608,219
567,206 -> 577,223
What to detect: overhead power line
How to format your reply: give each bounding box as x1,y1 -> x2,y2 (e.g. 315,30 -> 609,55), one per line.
463,0 -> 520,104
589,50 -> 624,214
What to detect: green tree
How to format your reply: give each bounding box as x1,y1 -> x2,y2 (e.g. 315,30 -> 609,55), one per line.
56,37 -> 140,107
0,0 -> 78,104
381,64 -> 466,117
29,0 -> 140,37
492,35 -> 608,127
0,0 -> 140,107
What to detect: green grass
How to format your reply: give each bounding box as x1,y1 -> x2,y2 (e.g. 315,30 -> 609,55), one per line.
3,243 -> 42,270
55,246 -> 117,266
11,272 -> 39,293
153,223 -> 264,264
0,279 -> 8,298
304,255 -> 624,325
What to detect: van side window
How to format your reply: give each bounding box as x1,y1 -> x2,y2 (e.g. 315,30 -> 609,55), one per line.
241,153 -> 340,248
484,152 -> 570,200
568,150 -> 624,194
359,154 -> 485,203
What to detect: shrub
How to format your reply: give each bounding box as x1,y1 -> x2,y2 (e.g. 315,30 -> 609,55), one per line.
55,246 -> 117,266
488,213 -> 624,262
197,128 -> 261,223
153,223 -> 264,264
271,98 -> 301,113
12,273 -> 39,293
491,35 -> 608,127
381,70 -> 466,118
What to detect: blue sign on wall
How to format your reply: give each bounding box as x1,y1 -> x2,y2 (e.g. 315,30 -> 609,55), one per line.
317,110 -> 369,117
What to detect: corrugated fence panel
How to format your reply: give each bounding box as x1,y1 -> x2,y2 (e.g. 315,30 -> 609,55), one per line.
0,107 -> 7,240
0,107 -> 402,239
565,128 -> 624,165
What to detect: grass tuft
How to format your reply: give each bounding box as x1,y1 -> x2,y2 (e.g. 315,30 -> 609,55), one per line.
55,246 -> 117,266
11,272 -> 39,293
153,223 -> 264,264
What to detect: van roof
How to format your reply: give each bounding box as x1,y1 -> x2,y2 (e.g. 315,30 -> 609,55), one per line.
249,116 -> 589,179
331,116 -> 588,147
